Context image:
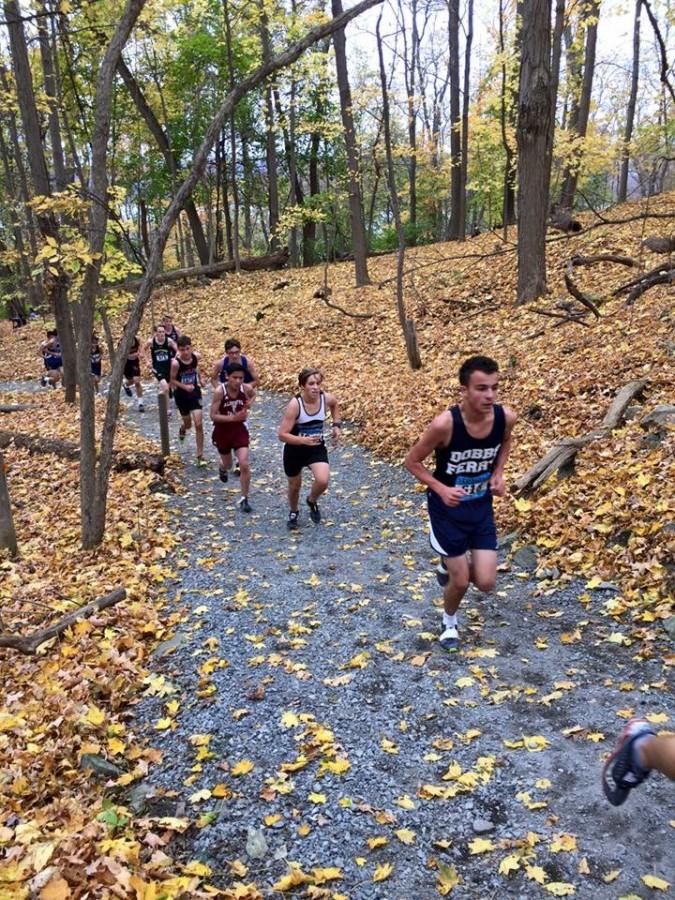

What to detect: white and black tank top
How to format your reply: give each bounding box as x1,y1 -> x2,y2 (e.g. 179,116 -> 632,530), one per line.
292,392 -> 326,443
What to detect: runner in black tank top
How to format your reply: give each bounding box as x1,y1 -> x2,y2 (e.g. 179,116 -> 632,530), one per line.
169,335 -> 206,466
404,356 -> 517,652
278,368 -> 342,530
144,324 -> 177,412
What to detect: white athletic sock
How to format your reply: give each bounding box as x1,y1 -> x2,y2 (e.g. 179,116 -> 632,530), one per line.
443,612 -> 458,629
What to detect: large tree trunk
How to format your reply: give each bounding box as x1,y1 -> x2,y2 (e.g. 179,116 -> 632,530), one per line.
223,0 -> 241,271
618,0 -> 641,202
499,0 -> 519,233
447,0 -> 463,240
331,0 -> 370,285
399,0 -> 419,246
4,0 -> 77,401
77,0 -> 383,546
516,0 -> 553,303
558,0 -> 600,210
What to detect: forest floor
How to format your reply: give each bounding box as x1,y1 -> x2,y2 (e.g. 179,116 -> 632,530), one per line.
0,191 -> 673,897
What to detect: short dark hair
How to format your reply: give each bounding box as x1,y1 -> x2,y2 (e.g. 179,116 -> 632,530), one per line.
177,335 -> 191,348
154,323 -> 165,331
227,362 -> 245,375
225,338 -> 241,351
459,355 -> 499,386
47,329 -> 57,337
299,367 -> 321,386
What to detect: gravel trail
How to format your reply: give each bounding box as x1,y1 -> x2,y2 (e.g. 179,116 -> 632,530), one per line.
126,386 -> 673,899
4,379 -> 673,897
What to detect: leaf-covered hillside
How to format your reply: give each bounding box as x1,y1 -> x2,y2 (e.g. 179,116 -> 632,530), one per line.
148,192 -> 674,629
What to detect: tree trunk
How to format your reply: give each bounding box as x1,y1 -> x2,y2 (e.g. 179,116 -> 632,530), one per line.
240,131 -> 253,252
4,0 -> 77,401
458,0 -> 473,239
516,0 -> 553,303
376,13 -> 421,370
558,0 -> 600,210
399,0 -> 419,245
223,0 -> 241,271
331,0 -> 370,285
618,0 -> 641,202
37,0 -> 68,191
259,12 -> 280,252
499,0 -> 518,233
447,0 -> 463,240
303,128 -> 321,266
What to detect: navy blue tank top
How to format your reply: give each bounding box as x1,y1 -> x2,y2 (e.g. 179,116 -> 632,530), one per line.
219,354 -> 253,384
433,404 -> 505,502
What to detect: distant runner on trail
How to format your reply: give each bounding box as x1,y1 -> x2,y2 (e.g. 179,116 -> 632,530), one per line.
122,335 -> 144,411
603,718 -> 675,806
405,355 -> 516,652
144,324 -> 177,411
90,334 -> 103,394
212,338 -> 259,392
278,368 -> 341,530
161,313 -> 180,344
39,329 -> 62,388
170,335 -> 206,466
210,363 -> 255,512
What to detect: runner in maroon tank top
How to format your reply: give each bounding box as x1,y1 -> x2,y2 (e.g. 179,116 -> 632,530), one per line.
210,363 -> 255,512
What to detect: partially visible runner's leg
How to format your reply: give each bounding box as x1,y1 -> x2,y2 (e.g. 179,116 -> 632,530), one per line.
306,461 -> 329,522
236,447 -> 251,509
287,473 -> 302,529
439,554 -> 470,651
193,409 -> 205,463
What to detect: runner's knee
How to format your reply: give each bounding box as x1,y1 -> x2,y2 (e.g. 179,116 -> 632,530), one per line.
473,573 -> 496,593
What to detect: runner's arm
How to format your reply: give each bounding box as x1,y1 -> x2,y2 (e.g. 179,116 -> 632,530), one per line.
169,358 -> 185,392
210,388 -> 248,423
243,383 -> 256,406
143,338 -> 153,370
404,413 -> 467,506
246,358 -> 260,389
211,358 -> 223,388
278,398 -> 312,445
489,406 -> 517,496
326,392 -> 342,445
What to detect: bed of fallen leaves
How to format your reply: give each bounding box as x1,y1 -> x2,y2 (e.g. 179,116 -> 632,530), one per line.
0,190 -> 672,898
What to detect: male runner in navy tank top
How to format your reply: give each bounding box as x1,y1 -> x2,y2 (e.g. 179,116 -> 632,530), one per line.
405,355 -> 516,651
211,338 -> 259,392
170,335 -> 206,466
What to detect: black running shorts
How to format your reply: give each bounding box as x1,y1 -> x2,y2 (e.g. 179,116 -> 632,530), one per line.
283,443 -> 329,477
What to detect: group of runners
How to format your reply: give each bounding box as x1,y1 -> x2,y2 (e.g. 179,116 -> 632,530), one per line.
36,329 -> 673,804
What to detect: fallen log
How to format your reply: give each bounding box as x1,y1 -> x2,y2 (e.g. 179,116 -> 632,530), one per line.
625,268 -> 674,305
0,588 -> 126,654
0,405 -> 29,413
570,253 -> 637,268
106,248 -> 289,293
514,379 -> 648,496
0,431 -> 165,473
613,261 -> 672,296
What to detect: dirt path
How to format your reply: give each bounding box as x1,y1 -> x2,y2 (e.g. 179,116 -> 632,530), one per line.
122,386 -> 673,899
3,379 -> 672,897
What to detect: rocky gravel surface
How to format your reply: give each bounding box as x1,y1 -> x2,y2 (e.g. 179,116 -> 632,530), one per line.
124,386 -> 674,899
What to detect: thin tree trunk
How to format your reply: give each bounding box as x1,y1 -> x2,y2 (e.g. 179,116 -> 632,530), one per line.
618,0 -> 641,202
116,58 -> 210,265
558,0 -> 600,209
259,12 -> 280,251
240,130 -> 253,252
447,0 -> 462,239
4,0 -> 76,401
223,0 -> 241,271
516,0 -> 553,302
376,13 -> 421,370
458,0 -> 473,239
331,0 -> 370,284
303,129 -> 321,266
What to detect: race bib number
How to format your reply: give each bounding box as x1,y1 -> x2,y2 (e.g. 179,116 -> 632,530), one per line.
456,472 -> 490,501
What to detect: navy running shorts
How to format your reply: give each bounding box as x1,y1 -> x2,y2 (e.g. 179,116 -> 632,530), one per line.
175,391 -> 202,417
124,358 -> 140,380
427,488 -> 497,557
